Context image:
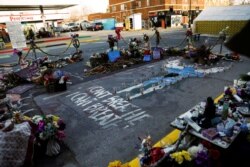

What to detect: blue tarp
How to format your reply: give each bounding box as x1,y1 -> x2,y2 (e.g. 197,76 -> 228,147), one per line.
108,50 -> 120,62
94,18 -> 116,30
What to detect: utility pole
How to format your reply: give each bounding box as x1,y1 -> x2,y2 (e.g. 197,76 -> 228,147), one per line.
188,0 -> 192,28
39,6 -> 46,30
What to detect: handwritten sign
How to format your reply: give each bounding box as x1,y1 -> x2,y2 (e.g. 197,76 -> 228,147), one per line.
66,86 -> 151,129
6,22 -> 27,49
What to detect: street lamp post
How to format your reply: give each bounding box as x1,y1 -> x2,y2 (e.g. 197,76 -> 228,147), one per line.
188,0 -> 192,28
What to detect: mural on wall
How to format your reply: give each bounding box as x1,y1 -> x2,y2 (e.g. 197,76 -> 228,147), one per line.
171,15 -> 182,27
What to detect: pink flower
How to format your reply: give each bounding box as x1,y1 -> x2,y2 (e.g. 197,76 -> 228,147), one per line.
38,120 -> 45,132
56,130 -> 66,140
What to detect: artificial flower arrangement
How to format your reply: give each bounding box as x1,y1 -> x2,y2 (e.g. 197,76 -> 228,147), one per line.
32,114 -> 66,141
32,114 -> 66,156
43,69 -> 69,87
108,160 -> 130,167
170,150 -> 192,165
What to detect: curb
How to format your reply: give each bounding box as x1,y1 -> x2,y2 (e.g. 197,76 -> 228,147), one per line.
128,93 -> 224,167
0,35 -> 92,54
0,38 -> 100,55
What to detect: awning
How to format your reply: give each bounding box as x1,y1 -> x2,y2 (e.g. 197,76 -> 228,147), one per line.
0,5 -> 76,11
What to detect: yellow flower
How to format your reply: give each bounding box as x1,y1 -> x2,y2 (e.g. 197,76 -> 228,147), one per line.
171,152 -> 184,164
108,160 -> 122,167
121,163 -> 131,167
23,115 -> 31,121
170,150 -> 192,164
52,115 -> 60,122
181,150 -> 192,161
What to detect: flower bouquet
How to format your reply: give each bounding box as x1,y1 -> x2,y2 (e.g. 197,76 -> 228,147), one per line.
32,114 -> 66,156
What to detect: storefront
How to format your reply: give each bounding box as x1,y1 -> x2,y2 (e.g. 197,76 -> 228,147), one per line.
149,8 -> 201,28
149,10 -> 184,28
0,10 -> 70,33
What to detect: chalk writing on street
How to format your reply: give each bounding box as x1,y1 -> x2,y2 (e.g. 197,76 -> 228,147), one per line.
66,86 -> 151,129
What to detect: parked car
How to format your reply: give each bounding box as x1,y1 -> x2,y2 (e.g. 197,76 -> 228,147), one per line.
80,21 -> 90,30
53,27 -> 64,33
86,22 -> 104,31
36,27 -> 52,39
66,22 -> 80,32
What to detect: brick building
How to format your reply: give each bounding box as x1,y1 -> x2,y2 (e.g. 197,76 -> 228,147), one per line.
89,0 -> 206,28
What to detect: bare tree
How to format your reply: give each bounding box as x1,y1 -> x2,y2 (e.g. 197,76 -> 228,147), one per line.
228,0 -> 235,5
241,0 -> 250,4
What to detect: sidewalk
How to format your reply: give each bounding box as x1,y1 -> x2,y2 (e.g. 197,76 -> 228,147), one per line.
0,32 -> 93,55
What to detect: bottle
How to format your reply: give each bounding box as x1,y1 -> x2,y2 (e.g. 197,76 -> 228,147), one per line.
222,100 -> 229,120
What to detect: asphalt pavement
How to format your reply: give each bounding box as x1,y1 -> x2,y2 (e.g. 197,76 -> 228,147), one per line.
1,28 -> 250,167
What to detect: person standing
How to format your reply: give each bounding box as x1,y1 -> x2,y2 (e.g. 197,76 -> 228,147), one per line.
186,28 -> 193,49
143,33 -> 150,49
1,29 -> 10,43
28,28 -> 35,40
154,28 -> 161,47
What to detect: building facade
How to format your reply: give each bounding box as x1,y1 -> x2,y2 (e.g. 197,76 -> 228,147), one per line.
205,0 -> 231,7
89,0 -> 205,28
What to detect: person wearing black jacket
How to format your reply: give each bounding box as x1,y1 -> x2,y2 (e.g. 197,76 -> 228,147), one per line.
198,97 -> 216,128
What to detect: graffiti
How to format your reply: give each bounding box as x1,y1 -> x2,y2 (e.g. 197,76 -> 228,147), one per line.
66,86 -> 151,129
7,93 -> 36,115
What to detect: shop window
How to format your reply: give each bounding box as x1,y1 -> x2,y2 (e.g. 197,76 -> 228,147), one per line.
159,0 -> 164,4
121,4 -> 125,11
136,1 -> 141,8
171,0 -> 176,4
169,6 -> 174,13
192,0 -> 197,4
112,6 -> 116,12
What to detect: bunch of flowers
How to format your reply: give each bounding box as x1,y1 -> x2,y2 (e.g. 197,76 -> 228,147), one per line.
108,160 -> 130,167
32,114 -> 66,141
170,150 -> 192,164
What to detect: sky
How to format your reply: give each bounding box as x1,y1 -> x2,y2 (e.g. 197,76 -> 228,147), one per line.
0,0 -> 109,13
79,0 -> 109,13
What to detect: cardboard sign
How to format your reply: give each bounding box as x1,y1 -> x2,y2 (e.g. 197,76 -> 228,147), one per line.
6,22 -> 27,49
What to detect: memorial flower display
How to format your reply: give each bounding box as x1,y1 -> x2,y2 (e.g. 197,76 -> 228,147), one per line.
32,114 -> 66,141
170,150 -> 192,164
32,114 -> 66,156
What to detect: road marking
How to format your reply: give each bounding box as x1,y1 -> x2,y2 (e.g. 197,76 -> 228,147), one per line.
42,91 -> 70,100
0,55 -> 11,59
